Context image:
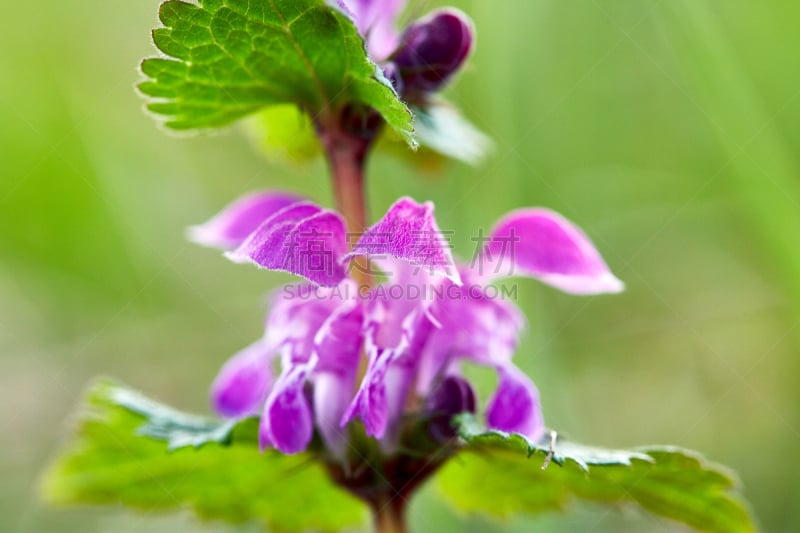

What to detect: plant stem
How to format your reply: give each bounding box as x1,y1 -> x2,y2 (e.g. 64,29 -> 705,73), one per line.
320,122 -> 373,287
373,497 -> 408,533
322,129 -> 370,236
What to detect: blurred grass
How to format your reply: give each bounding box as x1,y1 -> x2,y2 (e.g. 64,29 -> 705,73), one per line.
1,0 -> 799,531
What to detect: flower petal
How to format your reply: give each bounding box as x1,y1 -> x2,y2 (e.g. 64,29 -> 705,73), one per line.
480,208 -> 624,294
260,364 -> 314,454
343,0 -> 406,61
265,284 -> 345,363
341,346 -> 391,437
349,197 -> 461,284
486,364 -> 545,441
343,300 -> 434,440
210,340 -> 274,419
228,202 -> 348,287
312,298 -> 364,455
416,278 -> 524,394
188,191 -> 303,250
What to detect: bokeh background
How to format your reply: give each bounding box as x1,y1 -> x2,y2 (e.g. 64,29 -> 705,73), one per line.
2,0 -> 799,531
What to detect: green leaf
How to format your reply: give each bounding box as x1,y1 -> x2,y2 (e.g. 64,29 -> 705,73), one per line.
242,104 -> 320,162
103,381 -> 238,450
437,415 -> 756,533
139,0 -> 414,145
43,379 -> 367,532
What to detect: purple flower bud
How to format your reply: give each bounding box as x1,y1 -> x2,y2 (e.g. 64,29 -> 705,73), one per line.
393,8 -> 474,93
426,375 -> 476,442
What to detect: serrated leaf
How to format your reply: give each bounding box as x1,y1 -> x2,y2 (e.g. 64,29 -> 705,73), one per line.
43,379 -> 367,532
139,0 -> 414,145
437,415 -> 756,533
104,382 -> 238,450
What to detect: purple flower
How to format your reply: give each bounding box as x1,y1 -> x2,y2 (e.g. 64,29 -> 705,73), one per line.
392,9 -> 475,93
194,191 -> 622,454
339,0 -> 407,62
337,1 -> 475,96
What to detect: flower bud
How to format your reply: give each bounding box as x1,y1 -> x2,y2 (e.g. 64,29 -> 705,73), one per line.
425,375 -> 477,442
393,8 -> 474,93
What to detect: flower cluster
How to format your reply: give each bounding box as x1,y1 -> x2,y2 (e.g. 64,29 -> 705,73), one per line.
191,193 -> 622,455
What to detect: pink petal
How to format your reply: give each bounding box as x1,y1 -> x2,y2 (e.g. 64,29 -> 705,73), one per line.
313,299 -> 364,455
481,209 -> 623,294
343,0 -> 406,61
265,284 -> 344,363
343,300 -> 434,440
416,274 -> 525,394
210,340 -> 274,419
260,365 -> 314,454
486,364 -> 545,441
341,346 -> 391,438
228,202 -> 348,287
188,191 -> 303,250
349,197 -> 461,285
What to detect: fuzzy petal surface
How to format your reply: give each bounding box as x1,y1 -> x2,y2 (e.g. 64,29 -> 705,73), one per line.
188,191 -> 303,249
228,203 -> 349,287
481,208 -> 623,294
349,197 -> 461,284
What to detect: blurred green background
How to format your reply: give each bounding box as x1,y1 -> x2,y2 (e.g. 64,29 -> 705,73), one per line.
2,0 -> 799,531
